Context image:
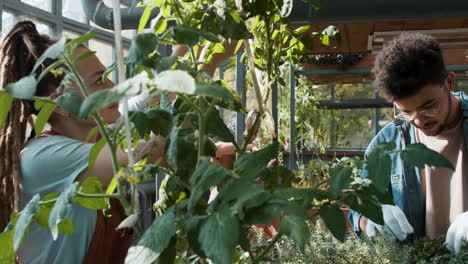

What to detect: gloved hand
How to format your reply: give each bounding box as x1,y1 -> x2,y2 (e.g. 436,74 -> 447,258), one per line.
366,204 -> 414,241
446,211 -> 468,254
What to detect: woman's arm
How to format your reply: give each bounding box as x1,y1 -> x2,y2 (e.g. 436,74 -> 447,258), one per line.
76,134 -> 165,187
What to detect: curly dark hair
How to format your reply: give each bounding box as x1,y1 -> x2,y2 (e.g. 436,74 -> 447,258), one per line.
373,33 -> 448,101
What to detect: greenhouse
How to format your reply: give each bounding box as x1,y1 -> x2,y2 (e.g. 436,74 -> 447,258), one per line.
0,0 -> 468,263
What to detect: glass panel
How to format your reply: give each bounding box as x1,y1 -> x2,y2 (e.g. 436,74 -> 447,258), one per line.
89,39 -> 113,69
122,29 -> 135,39
334,82 -> 374,99
62,30 -> 80,40
1,12 -> 17,38
35,21 -> 51,35
22,0 -> 52,12
332,108 -> 375,149
378,107 -> 394,131
63,0 -> 87,23
310,83 -> 332,100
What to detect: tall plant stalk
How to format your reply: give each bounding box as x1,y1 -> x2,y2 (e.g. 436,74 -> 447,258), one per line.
111,0 -> 141,236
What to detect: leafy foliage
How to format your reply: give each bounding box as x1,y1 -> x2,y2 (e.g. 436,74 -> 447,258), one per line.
252,221 -> 468,264
0,1 -> 459,263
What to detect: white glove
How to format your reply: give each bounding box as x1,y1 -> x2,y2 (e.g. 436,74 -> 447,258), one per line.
366,204 -> 414,241
446,212 -> 468,254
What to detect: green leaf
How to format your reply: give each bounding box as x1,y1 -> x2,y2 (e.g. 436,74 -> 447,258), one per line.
157,236 -> 176,264
245,200 -> 309,225
34,193 -> 59,230
13,194 -> 40,251
54,90 -> 82,117
34,101 -> 57,136
204,108 -> 236,143
0,230 -> 15,264
85,127 -> 99,143
166,126 -> 197,179
130,108 -> 172,137
319,204 -> 346,242
294,25 -> 311,34
239,226 -> 251,252
199,209 -> 240,264
161,3 -> 171,18
154,18 -> 167,35
172,24 -> 201,46
182,215 -> 207,258
155,70 -> 196,94
401,143 -> 454,170
5,75 -> 37,100
366,142 -> 394,193
138,5 -> 154,33
88,137 -> 106,169
159,56 -> 177,71
279,215 -> 310,252
199,30 -> 221,43
219,11 -> 251,40
328,166 -> 353,199
49,182 -> 78,239
273,188 -> 326,202
188,158 -> 227,210
0,91 -> 13,129
320,34 -> 329,46
66,32 -> 99,49
4,213 -> 20,231
234,39 -> 244,55
32,37 -> 66,73
126,33 -> 158,69
258,166 -> 294,189
106,176 -> 118,195
222,181 -> 271,214
195,82 -> 235,101
195,81 -> 245,112
102,63 -> 116,82
74,177 -> 106,210
126,209 -> 176,264
235,143 -> 279,179
79,78 -> 141,118
300,34 -> 314,51
344,190 -> 383,225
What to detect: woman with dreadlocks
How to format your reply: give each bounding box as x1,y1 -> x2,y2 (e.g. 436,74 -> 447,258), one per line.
0,20 -> 165,263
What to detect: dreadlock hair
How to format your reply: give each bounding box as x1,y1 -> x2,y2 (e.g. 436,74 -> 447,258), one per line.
0,20 -> 63,230
373,33 -> 448,101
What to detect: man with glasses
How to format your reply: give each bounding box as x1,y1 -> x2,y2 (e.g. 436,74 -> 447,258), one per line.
349,33 -> 468,254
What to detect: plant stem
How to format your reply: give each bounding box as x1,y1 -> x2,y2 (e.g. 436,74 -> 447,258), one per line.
171,0 -> 186,25
244,40 -> 265,114
196,104 -> 205,164
38,198 -> 58,205
265,14 -> 273,104
254,233 -> 283,263
92,113 -> 119,173
178,94 -> 205,164
75,192 -> 120,198
190,47 -> 198,72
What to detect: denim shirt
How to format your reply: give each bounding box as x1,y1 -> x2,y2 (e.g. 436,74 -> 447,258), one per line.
348,92 -> 468,240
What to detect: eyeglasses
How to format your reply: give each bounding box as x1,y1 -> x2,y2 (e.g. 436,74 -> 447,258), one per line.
393,102 -> 440,121
393,84 -> 448,121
